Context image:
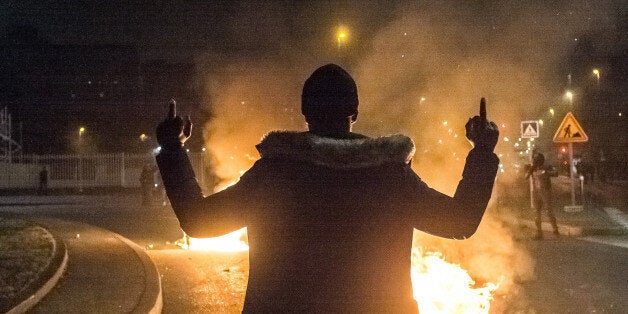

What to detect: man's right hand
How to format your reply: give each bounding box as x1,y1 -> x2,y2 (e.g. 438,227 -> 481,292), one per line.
156,99 -> 192,150
465,98 -> 499,152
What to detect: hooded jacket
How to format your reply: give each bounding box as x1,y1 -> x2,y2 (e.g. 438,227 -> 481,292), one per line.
156,131 -> 499,313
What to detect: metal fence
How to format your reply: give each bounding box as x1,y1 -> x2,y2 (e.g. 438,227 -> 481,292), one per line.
0,152 -> 207,190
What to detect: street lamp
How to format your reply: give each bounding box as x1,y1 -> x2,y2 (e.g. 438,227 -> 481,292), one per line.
592,68 -> 600,83
336,26 -> 348,49
564,91 -> 574,107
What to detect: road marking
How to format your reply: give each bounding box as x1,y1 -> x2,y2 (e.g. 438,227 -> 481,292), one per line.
579,236 -> 628,249
604,207 -> 628,229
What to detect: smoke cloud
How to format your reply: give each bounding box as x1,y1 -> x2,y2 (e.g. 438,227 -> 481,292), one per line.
196,0 -> 619,310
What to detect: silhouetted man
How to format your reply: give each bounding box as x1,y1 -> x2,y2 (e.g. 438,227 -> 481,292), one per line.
39,166 -> 48,194
525,152 -> 559,239
156,64 -> 499,312
140,163 -> 156,206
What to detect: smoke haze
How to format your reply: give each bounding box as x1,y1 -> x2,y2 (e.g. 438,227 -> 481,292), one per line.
196,1 -> 620,310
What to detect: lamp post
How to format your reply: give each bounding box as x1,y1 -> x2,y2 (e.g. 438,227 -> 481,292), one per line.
78,127 -> 85,142
565,91 -> 573,108
77,126 -> 85,192
336,26 -> 348,49
592,68 -> 600,84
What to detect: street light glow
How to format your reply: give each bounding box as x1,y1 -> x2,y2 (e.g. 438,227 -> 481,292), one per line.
337,26 -> 348,46
565,91 -> 573,99
564,91 -> 574,106
592,68 -> 600,80
79,127 -> 85,135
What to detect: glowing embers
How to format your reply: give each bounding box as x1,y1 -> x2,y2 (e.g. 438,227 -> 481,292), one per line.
411,248 -> 500,314
177,228 -> 249,252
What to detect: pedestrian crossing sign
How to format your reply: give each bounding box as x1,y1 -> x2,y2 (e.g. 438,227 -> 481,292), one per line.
520,120 -> 539,138
553,112 -> 588,143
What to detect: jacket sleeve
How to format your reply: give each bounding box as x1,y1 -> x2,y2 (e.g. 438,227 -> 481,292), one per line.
405,148 -> 499,239
156,147 -> 252,238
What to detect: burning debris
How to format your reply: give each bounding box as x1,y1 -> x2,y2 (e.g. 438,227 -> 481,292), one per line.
177,228 -> 249,252
411,248 -> 500,314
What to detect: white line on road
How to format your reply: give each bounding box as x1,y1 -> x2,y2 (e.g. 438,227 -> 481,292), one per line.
579,236 -> 628,249
604,207 -> 628,229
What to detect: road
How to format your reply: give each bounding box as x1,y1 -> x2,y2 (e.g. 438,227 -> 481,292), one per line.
520,237 -> 627,313
1,193 -> 626,313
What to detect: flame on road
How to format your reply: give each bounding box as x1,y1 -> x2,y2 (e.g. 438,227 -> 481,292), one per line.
411,248 -> 500,314
178,228 -> 249,252
178,152 -> 500,312
182,231 -> 499,313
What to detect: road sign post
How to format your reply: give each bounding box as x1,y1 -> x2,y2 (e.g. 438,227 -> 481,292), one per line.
553,112 -> 588,212
521,120 -> 540,210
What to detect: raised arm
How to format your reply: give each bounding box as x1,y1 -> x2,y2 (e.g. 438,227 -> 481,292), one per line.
155,99 -> 247,238
407,98 -> 499,238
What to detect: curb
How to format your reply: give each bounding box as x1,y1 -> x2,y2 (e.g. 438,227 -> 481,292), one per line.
34,219 -> 164,314
6,226 -> 69,314
113,234 -> 163,314
4,218 -> 164,313
499,215 -> 627,237
509,217 -> 584,236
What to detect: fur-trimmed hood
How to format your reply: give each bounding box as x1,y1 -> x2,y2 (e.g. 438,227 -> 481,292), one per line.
256,131 -> 415,169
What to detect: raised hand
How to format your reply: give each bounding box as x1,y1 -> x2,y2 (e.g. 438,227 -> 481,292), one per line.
156,99 -> 193,150
465,97 -> 499,151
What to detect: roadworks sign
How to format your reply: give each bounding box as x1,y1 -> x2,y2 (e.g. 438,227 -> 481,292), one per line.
521,120 -> 539,138
553,112 -> 588,143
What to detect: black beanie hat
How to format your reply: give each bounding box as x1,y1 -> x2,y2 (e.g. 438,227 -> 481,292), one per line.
301,64 -> 358,119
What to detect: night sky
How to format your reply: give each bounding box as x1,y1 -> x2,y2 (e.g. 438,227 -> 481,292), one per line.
0,1 -> 625,156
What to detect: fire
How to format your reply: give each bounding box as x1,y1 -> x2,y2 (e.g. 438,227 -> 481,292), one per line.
411,247 -> 500,314
175,178 -> 250,252
177,228 -> 249,252
181,154 -> 501,311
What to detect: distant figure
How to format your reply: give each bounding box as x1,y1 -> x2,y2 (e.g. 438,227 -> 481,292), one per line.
525,152 -> 560,239
576,160 -> 594,183
38,166 -> 48,194
155,171 -> 168,206
139,163 -> 156,206
155,64 -> 499,312
598,149 -> 607,183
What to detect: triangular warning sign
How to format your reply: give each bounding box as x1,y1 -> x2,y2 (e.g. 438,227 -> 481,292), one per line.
523,124 -> 538,137
553,112 -> 588,143
520,120 -> 539,138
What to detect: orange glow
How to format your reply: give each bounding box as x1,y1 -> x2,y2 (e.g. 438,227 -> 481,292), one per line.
188,140 -> 504,311
412,248 -> 500,313
175,178 -> 250,252
337,26 -> 349,44
178,228 -> 249,252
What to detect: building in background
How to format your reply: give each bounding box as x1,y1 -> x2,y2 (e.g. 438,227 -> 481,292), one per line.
0,25 -> 201,154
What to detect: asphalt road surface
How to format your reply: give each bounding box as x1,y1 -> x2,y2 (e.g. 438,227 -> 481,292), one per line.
520,237 -> 627,313
1,193 -> 626,313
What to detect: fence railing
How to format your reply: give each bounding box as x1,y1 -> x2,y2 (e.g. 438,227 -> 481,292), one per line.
0,152 -> 207,190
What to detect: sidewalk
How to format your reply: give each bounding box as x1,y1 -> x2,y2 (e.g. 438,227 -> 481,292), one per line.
3,217 -> 162,313
498,178 -> 628,237
500,203 -> 627,237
